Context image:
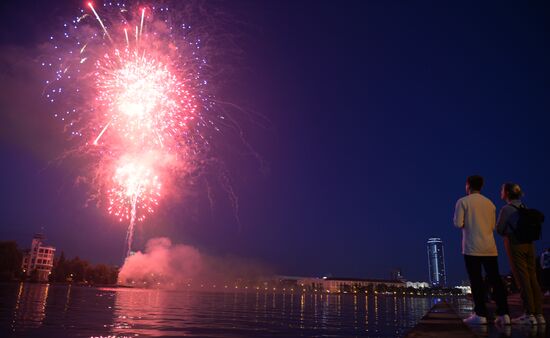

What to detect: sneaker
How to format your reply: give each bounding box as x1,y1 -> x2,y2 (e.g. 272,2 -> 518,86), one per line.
536,314 -> 546,325
463,314 -> 488,325
512,314 -> 537,325
495,314 -> 511,325
496,324 -> 512,337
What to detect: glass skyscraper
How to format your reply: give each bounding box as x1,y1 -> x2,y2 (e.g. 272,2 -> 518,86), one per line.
427,238 -> 446,287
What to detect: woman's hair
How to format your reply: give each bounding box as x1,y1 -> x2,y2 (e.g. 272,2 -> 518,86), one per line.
502,182 -> 523,200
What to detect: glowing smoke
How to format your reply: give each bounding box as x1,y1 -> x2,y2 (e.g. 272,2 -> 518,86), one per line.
118,238 -> 271,288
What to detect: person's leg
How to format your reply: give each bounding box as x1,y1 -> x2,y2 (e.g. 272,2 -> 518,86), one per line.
510,244 -> 536,314
465,255 -> 488,317
504,238 -> 521,291
482,256 -> 509,316
525,244 -> 543,315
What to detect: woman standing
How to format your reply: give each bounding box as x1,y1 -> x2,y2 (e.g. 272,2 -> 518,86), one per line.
497,183 -> 545,325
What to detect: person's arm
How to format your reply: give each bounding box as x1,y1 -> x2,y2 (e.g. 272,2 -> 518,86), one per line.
496,206 -> 511,236
453,199 -> 465,228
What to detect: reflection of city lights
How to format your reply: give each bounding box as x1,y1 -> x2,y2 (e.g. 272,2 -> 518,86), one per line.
12,283 -> 50,330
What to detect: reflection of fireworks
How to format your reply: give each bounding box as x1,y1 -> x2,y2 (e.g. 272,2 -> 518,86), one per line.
44,2 -> 214,258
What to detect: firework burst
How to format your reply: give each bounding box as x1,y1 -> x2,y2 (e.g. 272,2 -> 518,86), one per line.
44,1 -> 215,258
93,43 -> 197,148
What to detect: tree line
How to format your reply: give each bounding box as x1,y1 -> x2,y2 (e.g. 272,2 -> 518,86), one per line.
0,241 -> 119,285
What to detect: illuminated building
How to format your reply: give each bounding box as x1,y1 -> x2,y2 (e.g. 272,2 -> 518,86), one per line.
281,276 -> 405,293
455,285 -> 472,294
406,281 -> 430,289
427,238 -> 446,287
21,234 -> 56,282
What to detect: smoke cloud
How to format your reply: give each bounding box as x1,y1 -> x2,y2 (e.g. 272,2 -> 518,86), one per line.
118,237 -> 270,288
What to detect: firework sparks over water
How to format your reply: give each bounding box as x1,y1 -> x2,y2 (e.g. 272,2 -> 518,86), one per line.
44,2 -> 217,259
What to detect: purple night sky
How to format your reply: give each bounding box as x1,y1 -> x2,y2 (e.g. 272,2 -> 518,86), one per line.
0,1 -> 549,285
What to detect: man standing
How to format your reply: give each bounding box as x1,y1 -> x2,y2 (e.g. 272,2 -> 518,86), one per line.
454,175 -> 510,325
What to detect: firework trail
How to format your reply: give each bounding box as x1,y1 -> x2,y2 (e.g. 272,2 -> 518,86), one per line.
43,2 -> 217,259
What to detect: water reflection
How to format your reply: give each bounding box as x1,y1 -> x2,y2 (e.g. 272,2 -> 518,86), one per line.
111,288 -> 198,337
364,294 -> 369,329
0,284 -> 471,338
63,284 -> 71,313
11,283 -> 50,331
109,289 -> 437,336
299,293 -> 305,328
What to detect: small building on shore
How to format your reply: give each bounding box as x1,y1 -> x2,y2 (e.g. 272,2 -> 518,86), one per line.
21,234 -> 56,282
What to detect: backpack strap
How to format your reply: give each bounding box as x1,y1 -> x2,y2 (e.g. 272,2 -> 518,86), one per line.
509,203 -> 526,210
505,204 -> 524,237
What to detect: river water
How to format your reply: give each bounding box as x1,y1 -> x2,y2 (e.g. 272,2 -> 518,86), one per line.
0,283 -> 442,337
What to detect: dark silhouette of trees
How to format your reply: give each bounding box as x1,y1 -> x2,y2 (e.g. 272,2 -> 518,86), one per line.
0,241 -> 23,281
52,251 -> 67,282
0,241 -> 117,285
51,252 -> 118,285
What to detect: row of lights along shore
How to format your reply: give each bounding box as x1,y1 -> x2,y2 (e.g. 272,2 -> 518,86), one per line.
125,281 -> 456,297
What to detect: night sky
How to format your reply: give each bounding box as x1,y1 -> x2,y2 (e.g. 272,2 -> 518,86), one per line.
0,1 -> 549,285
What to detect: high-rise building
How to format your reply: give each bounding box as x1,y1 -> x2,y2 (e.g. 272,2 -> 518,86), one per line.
21,234 -> 56,282
427,238 -> 446,287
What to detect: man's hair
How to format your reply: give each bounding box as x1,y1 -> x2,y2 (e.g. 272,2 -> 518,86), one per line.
502,182 -> 523,200
467,175 -> 484,191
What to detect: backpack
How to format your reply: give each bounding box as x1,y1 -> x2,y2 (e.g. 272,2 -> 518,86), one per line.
510,204 -> 545,243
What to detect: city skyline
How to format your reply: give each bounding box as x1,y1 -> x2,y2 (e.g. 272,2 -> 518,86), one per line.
9,232 -> 481,288
11,232 -> 462,294
0,1 -> 549,286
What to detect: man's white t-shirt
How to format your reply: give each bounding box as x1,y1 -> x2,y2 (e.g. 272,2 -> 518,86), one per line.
453,193 -> 498,256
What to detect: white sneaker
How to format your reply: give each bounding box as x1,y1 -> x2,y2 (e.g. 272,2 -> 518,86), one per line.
536,314 -> 546,325
463,314 -> 488,325
496,325 -> 512,337
495,314 -> 511,325
512,314 -> 537,325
